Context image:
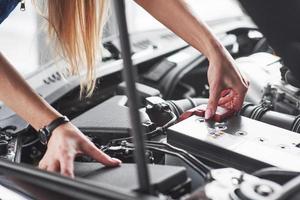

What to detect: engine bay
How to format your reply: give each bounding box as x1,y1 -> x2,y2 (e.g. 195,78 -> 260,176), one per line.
1,20 -> 300,199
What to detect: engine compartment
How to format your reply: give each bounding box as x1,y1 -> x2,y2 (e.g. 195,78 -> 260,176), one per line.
1,24 -> 300,199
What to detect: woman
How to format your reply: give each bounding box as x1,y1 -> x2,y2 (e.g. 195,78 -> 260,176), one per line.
0,0 -> 248,177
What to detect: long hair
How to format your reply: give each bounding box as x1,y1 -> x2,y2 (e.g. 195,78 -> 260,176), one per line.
46,0 -> 108,96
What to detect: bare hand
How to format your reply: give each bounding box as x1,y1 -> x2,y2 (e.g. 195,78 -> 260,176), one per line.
38,122 -> 121,178
205,50 -> 249,119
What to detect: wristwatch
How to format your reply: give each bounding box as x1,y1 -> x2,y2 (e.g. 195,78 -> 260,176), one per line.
38,116 -> 70,145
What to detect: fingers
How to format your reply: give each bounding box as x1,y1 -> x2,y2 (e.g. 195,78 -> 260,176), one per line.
239,69 -> 250,87
233,94 -> 245,111
60,153 -> 75,178
219,91 -> 245,111
38,161 -> 47,171
206,86 -> 222,119
39,156 -> 74,178
233,84 -> 248,111
47,159 -> 60,172
82,141 -> 121,167
218,90 -> 234,105
221,101 -> 234,110
37,123 -> 122,178
221,89 -> 231,97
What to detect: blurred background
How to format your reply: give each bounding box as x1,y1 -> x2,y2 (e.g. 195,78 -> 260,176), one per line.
0,0 -> 244,77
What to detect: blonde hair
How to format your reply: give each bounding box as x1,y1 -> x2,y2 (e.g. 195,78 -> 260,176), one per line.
46,0 -> 108,96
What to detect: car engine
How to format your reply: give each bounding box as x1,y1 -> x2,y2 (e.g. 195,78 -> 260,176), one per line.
1,19 -> 300,200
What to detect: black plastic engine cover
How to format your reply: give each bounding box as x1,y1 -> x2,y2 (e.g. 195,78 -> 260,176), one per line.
71,96 -> 154,144
74,162 -> 190,197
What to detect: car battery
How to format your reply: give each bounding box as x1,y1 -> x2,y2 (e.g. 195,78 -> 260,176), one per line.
167,115 -> 300,172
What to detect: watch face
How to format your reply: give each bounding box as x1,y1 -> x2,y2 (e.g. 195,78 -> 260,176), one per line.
39,129 -> 49,145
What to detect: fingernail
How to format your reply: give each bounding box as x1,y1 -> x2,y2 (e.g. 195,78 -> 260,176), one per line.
112,158 -> 122,164
205,109 -> 212,120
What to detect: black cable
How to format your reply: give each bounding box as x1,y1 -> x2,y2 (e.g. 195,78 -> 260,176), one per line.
123,142 -> 208,178
22,137 -> 40,148
145,146 -> 207,178
145,141 -> 211,174
109,128 -> 163,146
108,110 -> 176,146
162,111 -> 177,130
147,143 -> 210,176
107,139 -> 211,177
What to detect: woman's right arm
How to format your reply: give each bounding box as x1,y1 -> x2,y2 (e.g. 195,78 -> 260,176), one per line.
136,0 -> 249,118
0,52 -> 121,177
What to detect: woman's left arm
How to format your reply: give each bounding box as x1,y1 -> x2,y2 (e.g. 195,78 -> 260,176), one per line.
135,0 -> 249,119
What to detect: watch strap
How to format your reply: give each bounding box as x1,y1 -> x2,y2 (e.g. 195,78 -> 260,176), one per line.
39,116 -> 70,145
47,116 -> 70,134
